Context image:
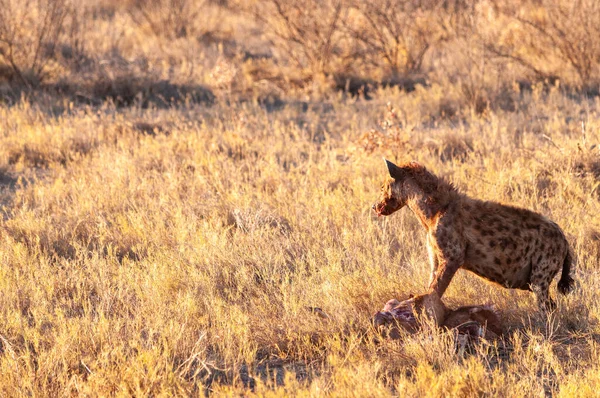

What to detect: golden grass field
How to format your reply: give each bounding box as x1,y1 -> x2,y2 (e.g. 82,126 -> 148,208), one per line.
1,0 -> 600,396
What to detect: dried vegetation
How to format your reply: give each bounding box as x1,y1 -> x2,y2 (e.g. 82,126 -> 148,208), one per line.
0,0 -> 599,395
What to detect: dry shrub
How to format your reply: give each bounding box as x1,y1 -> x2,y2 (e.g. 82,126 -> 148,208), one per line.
353,102 -> 473,161
423,133 -> 474,163
352,103 -> 412,156
128,0 -> 223,40
354,104 -> 474,163
344,0 -> 451,78
483,0 -> 600,89
446,40 -> 496,114
0,0 -> 72,86
426,1 -> 506,114
247,0 -> 351,84
246,0 -> 450,90
351,99 -> 475,163
427,0 -> 600,112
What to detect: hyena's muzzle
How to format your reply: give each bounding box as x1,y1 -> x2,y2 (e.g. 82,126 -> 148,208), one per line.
372,197 -> 401,216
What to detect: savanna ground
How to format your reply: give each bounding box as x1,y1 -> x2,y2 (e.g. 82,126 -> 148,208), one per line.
1,0 -> 600,396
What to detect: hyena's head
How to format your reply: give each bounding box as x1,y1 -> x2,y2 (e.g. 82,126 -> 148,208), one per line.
372,159 -> 410,216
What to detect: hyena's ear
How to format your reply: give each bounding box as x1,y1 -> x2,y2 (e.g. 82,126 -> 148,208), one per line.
384,159 -> 404,180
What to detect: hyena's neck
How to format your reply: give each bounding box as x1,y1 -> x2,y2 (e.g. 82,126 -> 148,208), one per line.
407,196 -> 439,229
405,181 -> 457,229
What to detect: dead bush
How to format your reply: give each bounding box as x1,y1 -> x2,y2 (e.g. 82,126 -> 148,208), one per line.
430,1 -> 507,114
344,0 -> 451,77
352,103 -> 412,156
423,133 -> 473,163
484,0 -> 600,88
246,0 -> 451,89
247,0 -> 351,82
0,0 -> 72,86
128,0 -> 222,40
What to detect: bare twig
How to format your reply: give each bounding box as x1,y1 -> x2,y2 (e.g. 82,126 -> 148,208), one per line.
541,134 -> 563,152
0,0 -> 71,86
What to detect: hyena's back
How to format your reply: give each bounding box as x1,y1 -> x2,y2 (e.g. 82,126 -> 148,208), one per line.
459,198 -> 570,291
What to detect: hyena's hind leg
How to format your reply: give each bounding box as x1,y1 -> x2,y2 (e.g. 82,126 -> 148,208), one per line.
531,281 -> 555,312
529,257 -> 562,312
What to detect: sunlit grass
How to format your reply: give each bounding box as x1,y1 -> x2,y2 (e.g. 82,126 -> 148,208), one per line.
0,87 -> 599,395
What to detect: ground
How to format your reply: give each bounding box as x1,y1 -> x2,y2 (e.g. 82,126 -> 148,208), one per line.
0,89 -> 599,396
1,0 -> 600,396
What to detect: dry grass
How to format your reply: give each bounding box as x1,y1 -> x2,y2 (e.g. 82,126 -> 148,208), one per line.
1,86 -> 600,396
0,0 -> 599,396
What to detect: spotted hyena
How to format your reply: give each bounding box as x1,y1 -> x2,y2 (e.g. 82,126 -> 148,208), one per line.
372,160 -> 574,311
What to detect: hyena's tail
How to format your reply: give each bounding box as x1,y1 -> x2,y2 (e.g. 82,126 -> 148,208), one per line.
557,251 -> 575,295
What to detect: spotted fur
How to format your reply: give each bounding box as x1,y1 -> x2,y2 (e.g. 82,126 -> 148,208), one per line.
372,160 -> 574,311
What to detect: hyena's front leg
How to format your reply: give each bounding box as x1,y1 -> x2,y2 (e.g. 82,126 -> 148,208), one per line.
428,255 -> 464,297
426,236 -> 439,287
427,228 -> 466,297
